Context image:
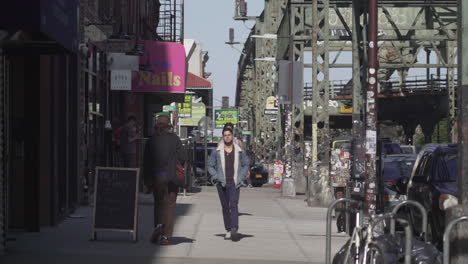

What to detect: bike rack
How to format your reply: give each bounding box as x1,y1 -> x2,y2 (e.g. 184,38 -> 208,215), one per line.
390,200 -> 428,242
325,198 -> 360,264
443,215 -> 468,264
369,213 -> 412,264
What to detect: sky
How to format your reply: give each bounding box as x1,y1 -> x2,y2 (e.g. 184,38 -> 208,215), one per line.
184,0 -> 265,107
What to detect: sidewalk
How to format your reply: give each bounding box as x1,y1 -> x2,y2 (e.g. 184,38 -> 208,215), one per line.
1,185 -> 348,264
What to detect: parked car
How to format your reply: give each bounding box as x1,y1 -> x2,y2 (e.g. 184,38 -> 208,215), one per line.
249,164 -> 269,187
400,144 -> 417,155
380,138 -> 403,155
404,144 -> 458,248
382,154 -> 416,209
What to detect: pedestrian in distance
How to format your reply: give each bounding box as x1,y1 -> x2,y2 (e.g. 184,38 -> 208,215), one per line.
244,145 -> 256,188
143,114 -> 186,245
208,127 -> 250,241
120,116 -> 140,167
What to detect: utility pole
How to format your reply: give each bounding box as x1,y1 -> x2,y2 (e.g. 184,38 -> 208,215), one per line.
446,0 -> 468,262
363,0 -> 379,223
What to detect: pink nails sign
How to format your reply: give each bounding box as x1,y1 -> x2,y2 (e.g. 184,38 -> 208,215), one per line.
132,40 -> 186,93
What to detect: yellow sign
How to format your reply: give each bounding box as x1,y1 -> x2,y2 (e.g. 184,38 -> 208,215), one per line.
180,103 -> 206,126
340,105 -> 352,114
177,95 -> 192,118
265,96 -> 278,110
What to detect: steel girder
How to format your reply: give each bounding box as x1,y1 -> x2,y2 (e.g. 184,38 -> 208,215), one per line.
235,0 -> 288,163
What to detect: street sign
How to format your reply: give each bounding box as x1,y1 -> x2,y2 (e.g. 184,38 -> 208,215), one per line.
214,110 -> 239,128
264,109 -> 278,115
163,105 -> 177,112
278,60 -> 303,105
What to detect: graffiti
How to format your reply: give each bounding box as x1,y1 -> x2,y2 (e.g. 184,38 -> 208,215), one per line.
329,8 -> 410,28
329,100 -> 339,108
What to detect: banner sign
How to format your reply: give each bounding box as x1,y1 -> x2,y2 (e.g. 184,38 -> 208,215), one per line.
108,53 -> 139,71
177,95 -> 192,118
132,40 -> 186,93
180,103 -> 205,126
215,110 -> 239,128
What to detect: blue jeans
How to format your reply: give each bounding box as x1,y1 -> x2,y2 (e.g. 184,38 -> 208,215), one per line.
216,183 -> 240,231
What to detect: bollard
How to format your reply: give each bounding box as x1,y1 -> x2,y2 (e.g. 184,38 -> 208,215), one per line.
325,198 -> 360,264
443,215 -> 468,264
369,213 -> 412,264
390,200 -> 427,242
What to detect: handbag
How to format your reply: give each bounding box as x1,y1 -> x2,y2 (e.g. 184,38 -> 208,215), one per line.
171,161 -> 187,188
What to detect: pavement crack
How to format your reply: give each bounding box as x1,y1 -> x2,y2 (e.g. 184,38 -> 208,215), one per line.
185,212 -> 204,257
283,219 -> 312,263
273,198 -> 312,262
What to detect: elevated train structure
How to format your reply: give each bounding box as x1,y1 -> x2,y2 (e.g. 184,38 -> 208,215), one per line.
234,0 -> 459,202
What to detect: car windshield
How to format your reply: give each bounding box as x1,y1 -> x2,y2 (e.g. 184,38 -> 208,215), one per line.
382,143 -> 403,155
401,146 -> 414,154
383,158 -> 415,182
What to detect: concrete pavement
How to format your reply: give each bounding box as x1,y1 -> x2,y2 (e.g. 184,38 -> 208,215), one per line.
1,185 -> 348,264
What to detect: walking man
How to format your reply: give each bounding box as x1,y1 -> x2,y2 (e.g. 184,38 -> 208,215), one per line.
143,114 -> 186,245
208,127 -> 249,241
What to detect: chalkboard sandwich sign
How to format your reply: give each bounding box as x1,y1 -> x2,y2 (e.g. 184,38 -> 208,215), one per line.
92,167 -> 140,241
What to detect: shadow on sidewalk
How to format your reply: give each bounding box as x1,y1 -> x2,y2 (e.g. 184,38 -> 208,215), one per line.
214,233 -> 254,242
1,192 -> 196,264
170,236 -> 196,245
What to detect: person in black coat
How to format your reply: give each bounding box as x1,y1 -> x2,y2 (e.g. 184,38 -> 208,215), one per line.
143,115 -> 185,245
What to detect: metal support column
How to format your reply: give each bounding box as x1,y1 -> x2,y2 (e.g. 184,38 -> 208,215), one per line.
446,4 -> 468,261
457,0 -> 468,206
364,0 -> 379,222
290,4 -> 306,193
309,0 -> 331,206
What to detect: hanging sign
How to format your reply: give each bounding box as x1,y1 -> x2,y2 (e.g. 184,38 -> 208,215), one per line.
111,70 -> 132,91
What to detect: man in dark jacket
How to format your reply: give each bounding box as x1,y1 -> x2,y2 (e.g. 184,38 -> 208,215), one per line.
143,115 -> 185,245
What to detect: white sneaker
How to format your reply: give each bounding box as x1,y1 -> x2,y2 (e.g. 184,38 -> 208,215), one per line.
224,231 -> 231,240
